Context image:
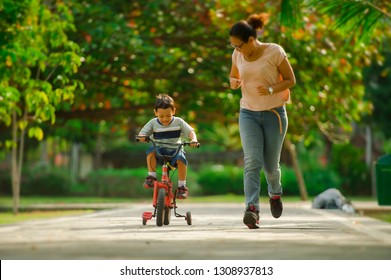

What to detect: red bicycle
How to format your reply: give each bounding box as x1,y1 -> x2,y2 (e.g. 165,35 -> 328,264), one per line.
136,136 -> 199,226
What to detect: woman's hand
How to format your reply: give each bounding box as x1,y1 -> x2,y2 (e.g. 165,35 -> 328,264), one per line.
256,85 -> 270,96
230,77 -> 241,89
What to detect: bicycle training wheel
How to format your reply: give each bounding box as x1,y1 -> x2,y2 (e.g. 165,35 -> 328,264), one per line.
156,188 -> 166,226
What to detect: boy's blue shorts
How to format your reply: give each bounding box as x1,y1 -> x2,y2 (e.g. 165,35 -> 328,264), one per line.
146,146 -> 188,167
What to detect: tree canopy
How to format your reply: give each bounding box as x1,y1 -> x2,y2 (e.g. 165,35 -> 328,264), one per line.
1,0 -> 390,148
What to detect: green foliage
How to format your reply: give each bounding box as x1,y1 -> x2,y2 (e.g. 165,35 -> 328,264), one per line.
363,44 -> 391,137
49,119 -> 104,152
331,143 -> 371,195
279,166 -> 300,195
197,164 -> 243,195
197,164 -> 299,196
84,168 -> 150,198
82,167 -> 201,197
0,0 -> 31,45
303,168 -> 342,196
0,165 -> 70,196
1,0 -> 390,204
282,14 -> 376,144
23,0 -> 388,154
0,0 -> 83,144
297,142 -> 342,195
0,168 -> 12,195
203,122 -> 242,151
384,139 -> 391,154
22,165 -> 70,196
66,0 -> 240,128
280,0 -> 302,30
311,0 -> 390,43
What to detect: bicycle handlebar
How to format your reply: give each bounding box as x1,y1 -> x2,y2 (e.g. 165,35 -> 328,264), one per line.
136,135 -> 200,160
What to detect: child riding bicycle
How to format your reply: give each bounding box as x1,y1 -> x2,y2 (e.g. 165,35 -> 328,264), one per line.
137,94 -> 199,199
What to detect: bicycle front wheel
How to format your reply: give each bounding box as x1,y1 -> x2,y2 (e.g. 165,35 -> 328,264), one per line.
156,188 -> 166,226
164,207 -> 171,225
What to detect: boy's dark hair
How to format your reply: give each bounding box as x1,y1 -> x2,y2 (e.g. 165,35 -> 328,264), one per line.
155,94 -> 175,110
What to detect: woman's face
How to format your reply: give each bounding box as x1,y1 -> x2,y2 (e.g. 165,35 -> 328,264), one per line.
230,36 -> 254,55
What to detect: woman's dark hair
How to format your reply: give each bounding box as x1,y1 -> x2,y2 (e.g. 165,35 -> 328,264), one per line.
155,94 -> 175,110
229,13 -> 269,42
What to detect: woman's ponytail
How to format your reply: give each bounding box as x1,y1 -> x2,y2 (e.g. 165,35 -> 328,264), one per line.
246,13 -> 269,31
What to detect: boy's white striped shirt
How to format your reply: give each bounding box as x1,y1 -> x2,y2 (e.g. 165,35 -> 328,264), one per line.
139,117 -> 194,149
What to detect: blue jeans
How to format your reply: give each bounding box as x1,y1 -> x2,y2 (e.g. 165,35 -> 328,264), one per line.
146,146 -> 187,167
239,106 -> 288,211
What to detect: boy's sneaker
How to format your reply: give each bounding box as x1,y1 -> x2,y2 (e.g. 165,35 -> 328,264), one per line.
176,186 -> 189,199
243,205 -> 259,229
269,196 -> 283,218
143,175 -> 156,189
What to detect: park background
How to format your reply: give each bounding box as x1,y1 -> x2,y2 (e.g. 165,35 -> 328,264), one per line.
0,0 -> 390,215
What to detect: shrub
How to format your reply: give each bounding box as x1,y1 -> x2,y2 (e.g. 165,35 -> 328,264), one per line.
22,165 -> 70,196
197,164 -> 298,196
331,143 -> 371,195
68,183 -> 92,196
279,165 -> 300,195
303,168 -> 342,196
83,167 -> 202,198
294,143 -> 343,196
0,168 -> 12,195
197,165 -> 243,195
84,168 -> 150,198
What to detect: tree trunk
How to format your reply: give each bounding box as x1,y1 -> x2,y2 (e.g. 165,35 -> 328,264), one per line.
40,140 -> 49,166
366,124 -> 376,197
70,142 -> 80,184
285,138 -> 308,201
365,124 -> 372,168
11,109 -> 27,215
11,110 -> 20,215
18,114 -> 26,196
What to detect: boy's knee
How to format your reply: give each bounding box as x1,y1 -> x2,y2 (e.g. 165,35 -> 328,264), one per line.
147,151 -> 155,157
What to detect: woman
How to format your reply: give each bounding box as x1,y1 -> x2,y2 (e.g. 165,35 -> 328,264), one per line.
229,13 -> 296,229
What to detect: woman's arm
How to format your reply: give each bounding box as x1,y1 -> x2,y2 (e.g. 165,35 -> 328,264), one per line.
257,57 -> 296,95
230,60 -> 241,90
273,57 -> 296,92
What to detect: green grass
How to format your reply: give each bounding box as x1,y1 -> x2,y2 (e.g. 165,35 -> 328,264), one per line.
0,196 -> 134,208
0,194 -> 305,207
365,213 -> 391,224
0,210 -> 93,225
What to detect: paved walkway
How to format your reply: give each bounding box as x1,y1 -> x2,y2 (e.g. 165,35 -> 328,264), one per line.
0,201 -> 390,259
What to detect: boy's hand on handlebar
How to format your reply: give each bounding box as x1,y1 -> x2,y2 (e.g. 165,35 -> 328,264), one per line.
136,135 -> 150,143
190,140 -> 200,148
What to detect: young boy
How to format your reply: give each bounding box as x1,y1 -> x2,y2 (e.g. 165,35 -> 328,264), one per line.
137,94 -> 199,199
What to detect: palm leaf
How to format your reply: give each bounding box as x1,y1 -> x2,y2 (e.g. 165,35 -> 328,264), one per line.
280,0 -> 303,30
311,0 -> 389,43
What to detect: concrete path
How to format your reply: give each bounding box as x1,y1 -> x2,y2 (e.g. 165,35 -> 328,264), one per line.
0,202 -> 390,259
